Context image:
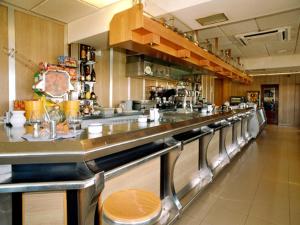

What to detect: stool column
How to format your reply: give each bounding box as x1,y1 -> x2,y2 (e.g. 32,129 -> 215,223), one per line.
199,128 -> 214,173
161,141 -> 182,212
78,172 -> 104,225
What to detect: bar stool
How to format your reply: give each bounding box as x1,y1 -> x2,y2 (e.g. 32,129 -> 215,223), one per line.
102,189 -> 162,225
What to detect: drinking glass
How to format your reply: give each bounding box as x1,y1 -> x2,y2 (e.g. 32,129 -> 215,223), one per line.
66,113 -> 81,133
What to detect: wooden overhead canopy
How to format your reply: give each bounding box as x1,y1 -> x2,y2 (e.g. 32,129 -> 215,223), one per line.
109,4 -> 252,84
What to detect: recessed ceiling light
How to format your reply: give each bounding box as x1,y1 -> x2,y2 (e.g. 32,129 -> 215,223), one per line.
196,13 -> 228,26
81,0 -> 120,8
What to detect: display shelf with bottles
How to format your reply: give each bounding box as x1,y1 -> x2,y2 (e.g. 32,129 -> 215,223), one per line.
77,44 -> 98,116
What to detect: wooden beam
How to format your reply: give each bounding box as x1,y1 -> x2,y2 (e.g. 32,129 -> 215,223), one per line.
199,60 -> 210,66
109,4 -> 252,84
177,49 -> 191,58
142,33 -> 160,45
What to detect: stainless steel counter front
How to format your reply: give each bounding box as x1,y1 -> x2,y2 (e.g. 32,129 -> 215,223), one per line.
0,109 -> 252,165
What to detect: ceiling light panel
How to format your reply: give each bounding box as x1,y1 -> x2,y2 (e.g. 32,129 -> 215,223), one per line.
81,0 -> 120,8
196,13 -> 228,26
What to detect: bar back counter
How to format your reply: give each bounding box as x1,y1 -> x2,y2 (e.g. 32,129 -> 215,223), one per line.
0,108 -> 266,225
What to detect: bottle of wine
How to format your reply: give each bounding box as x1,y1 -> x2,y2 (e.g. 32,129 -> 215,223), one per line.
91,68 -> 96,82
91,91 -> 96,100
81,45 -> 86,61
87,46 -> 91,61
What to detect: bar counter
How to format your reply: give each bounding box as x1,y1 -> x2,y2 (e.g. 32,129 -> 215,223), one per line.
0,108 -> 266,225
0,108 -> 252,165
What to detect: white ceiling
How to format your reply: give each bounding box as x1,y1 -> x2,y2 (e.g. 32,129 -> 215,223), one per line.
144,0 -> 300,59
3,0 -> 300,61
2,0 -> 121,23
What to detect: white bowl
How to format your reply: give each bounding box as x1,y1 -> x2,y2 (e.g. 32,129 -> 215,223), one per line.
88,123 -> 103,134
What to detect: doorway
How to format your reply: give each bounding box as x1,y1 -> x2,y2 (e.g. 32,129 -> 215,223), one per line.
261,84 -> 279,125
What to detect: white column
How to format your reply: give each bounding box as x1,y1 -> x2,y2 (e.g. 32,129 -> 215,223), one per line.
8,6 -> 16,111
127,77 -> 131,100
109,48 -> 113,107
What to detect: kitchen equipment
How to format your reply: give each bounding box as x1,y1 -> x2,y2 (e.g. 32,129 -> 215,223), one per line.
101,108 -> 115,117
133,100 -> 156,111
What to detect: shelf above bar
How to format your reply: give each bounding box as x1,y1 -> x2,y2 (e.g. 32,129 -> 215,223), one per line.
109,4 -> 252,84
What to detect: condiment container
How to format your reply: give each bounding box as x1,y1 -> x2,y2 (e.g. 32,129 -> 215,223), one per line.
88,123 -> 103,134
10,111 -> 26,127
138,115 -> 148,123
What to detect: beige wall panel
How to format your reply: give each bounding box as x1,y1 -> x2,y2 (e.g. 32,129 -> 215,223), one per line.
0,5 -> 8,115
279,75 -> 296,126
295,84 -> 300,127
157,80 -> 167,88
15,10 -> 64,100
112,49 -> 127,107
130,77 -> 143,100
174,140 -> 199,193
101,158 -> 161,201
94,50 -> 110,107
22,191 -> 67,225
296,76 -> 300,84
220,75 -> 300,127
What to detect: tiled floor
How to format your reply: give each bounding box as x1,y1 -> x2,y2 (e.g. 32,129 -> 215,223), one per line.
174,125 -> 300,225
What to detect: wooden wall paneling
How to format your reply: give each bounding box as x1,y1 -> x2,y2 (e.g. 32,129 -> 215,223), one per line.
15,10 -> 64,101
157,80 -> 167,88
296,75 -> 300,84
145,79 -> 156,100
22,191 -> 67,225
112,48 -> 128,107
94,50 -> 110,107
295,84 -> 300,127
214,79 -> 223,106
222,79 -> 232,102
279,75 -> 296,126
0,5 -> 8,115
130,77 -> 143,100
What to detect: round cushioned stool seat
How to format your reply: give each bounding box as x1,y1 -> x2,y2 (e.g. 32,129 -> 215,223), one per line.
102,189 -> 162,225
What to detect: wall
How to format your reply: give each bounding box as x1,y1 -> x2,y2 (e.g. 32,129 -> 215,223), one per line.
93,48 -> 178,108
0,5 -> 8,115
215,75 -> 300,127
202,75 -> 215,103
15,10 -> 65,100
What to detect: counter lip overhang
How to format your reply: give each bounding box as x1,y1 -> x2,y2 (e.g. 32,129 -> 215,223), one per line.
0,109 -> 252,165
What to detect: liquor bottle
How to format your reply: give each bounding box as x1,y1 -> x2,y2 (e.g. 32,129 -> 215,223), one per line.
80,72 -> 85,82
85,65 -> 91,81
90,48 -> 96,62
81,45 -> 86,61
91,91 -> 96,100
87,46 -> 91,61
85,90 -> 91,100
80,90 -> 85,99
91,68 -> 96,82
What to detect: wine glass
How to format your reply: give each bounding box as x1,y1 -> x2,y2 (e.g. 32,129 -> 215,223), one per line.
66,113 -> 81,133
28,111 -> 43,138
